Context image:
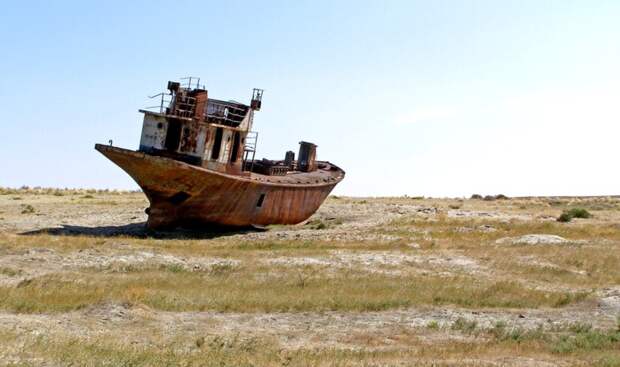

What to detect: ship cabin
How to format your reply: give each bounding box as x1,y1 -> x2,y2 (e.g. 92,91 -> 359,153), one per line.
138,79 -> 319,178
137,78 -> 260,175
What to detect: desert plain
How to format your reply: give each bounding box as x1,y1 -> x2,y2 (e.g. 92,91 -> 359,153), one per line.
0,188 -> 618,366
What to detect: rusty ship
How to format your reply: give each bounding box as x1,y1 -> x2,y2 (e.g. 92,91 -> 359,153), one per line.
95,78 -> 345,230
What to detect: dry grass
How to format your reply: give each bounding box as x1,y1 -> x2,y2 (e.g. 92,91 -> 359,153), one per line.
0,264 -> 585,313
1,325 -> 618,367
1,192 -> 619,365
378,215 -> 620,289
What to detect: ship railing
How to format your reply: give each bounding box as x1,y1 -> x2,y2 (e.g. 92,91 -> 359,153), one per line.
145,92 -> 199,118
180,76 -> 205,90
145,92 -> 172,113
206,101 -> 247,125
242,131 -> 258,172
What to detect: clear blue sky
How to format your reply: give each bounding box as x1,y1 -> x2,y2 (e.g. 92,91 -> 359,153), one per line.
1,1 -> 619,197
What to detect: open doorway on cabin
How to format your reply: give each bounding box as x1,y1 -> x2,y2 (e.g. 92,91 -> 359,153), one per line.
230,132 -> 240,163
164,119 -> 182,152
211,127 -> 223,160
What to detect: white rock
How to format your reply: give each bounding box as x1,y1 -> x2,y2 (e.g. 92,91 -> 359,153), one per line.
496,234 -> 569,245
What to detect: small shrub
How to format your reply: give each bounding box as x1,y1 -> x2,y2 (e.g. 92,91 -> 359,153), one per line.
163,263 -> 186,273
566,207 -> 592,219
20,204 -> 35,214
306,218 -> 341,230
426,320 -> 439,330
451,317 -> 478,334
209,262 -> 237,276
81,194 -> 95,199
306,219 -> 328,230
568,322 -> 593,333
489,321 -> 507,338
557,213 -> 573,223
0,267 -> 22,277
294,267 -> 318,288
557,207 -> 592,222
477,194 -> 509,201
195,336 -> 205,348
470,194 -> 483,200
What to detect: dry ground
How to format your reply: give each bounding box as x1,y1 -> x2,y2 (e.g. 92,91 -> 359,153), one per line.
0,188 -> 618,366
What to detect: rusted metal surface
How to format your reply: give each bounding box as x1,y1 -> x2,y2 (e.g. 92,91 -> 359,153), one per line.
284,151 -> 295,169
96,79 -> 345,229
298,141 -> 317,172
95,145 -> 344,229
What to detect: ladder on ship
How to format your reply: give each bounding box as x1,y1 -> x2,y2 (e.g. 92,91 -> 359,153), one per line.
242,131 -> 258,172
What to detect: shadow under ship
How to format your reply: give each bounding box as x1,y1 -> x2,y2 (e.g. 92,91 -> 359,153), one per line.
95,78 -> 345,230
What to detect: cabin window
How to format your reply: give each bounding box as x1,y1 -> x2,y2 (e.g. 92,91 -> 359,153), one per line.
230,132 -> 240,163
211,127 -> 223,159
256,193 -> 265,208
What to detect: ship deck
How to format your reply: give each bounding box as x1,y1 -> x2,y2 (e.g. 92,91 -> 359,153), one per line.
96,144 -> 345,188
247,163 -> 344,186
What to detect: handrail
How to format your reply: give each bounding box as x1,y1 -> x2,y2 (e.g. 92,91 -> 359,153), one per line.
180,76 -> 205,90
242,131 -> 258,172
147,93 -> 172,113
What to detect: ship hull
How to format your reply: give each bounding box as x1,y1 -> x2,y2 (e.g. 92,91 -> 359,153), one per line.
95,144 -> 342,229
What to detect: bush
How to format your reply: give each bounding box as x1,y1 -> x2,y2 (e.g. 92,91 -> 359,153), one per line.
483,194 -> 509,201
566,207 -> 592,219
557,213 -> 573,222
470,194 -> 483,200
20,204 -> 35,214
557,207 -> 592,222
